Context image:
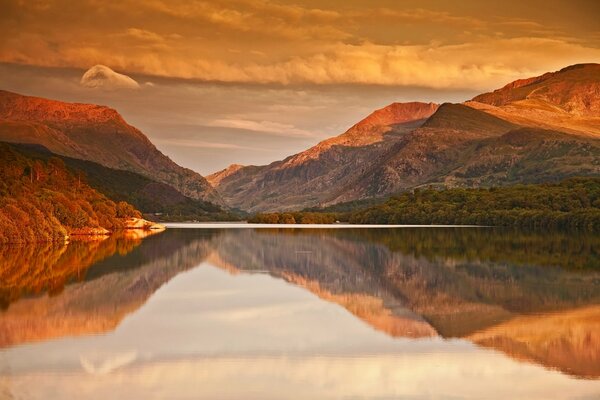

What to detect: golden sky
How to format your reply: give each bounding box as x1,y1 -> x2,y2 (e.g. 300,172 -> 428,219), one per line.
1,0 -> 599,173
2,0 -> 600,89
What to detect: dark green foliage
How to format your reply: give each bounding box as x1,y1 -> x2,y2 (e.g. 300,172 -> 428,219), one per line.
251,177 -> 600,230
349,177 -> 600,231
302,197 -> 387,213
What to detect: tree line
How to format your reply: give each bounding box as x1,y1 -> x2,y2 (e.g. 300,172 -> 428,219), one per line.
0,143 -> 141,243
249,177 -> 600,231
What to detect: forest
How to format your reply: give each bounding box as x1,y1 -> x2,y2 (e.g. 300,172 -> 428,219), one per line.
11,143 -> 239,222
0,143 -> 141,244
248,211 -> 337,224
250,178 -> 600,231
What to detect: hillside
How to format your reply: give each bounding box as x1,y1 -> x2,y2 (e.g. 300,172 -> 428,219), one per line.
9,143 -> 236,222
0,143 -> 143,243
208,102 -> 439,212
468,63 -> 600,136
472,64 -> 600,117
0,90 -> 220,203
210,64 -> 600,212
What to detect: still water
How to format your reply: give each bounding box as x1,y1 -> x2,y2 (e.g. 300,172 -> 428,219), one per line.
0,226 -> 599,399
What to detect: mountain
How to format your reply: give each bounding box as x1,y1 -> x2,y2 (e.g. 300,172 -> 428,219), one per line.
9,143 -> 236,222
350,108 -> 599,199
0,90 -> 220,203
469,63 -> 600,136
210,64 -> 600,212
208,102 -> 439,212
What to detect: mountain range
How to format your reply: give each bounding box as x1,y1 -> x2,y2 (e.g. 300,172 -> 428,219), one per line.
209,63 -> 600,212
0,63 -> 598,215
0,90 -> 220,204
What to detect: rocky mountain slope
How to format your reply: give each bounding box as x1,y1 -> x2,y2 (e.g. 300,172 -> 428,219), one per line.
469,63 -> 600,136
210,64 -> 600,212
0,90 -> 220,203
208,102 -> 439,212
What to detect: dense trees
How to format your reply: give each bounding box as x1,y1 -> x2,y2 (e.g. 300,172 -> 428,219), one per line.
250,178 -> 600,231
0,144 -> 141,243
350,178 -> 600,230
13,143 -> 239,222
248,212 -> 337,224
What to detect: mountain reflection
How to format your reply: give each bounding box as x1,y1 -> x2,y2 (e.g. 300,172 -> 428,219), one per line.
209,228 -> 600,378
0,227 -> 598,378
0,233 -> 144,310
0,229 -> 217,347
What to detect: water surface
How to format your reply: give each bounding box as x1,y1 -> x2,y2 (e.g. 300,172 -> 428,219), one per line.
0,227 -> 599,399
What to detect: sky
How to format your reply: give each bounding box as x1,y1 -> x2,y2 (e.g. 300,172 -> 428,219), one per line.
1,0 -> 599,174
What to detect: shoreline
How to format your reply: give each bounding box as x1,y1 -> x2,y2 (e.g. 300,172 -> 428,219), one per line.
0,218 -> 166,245
163,222 -> 488,229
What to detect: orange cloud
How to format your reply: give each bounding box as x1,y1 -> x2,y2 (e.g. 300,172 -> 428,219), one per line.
1,0 -> 599,89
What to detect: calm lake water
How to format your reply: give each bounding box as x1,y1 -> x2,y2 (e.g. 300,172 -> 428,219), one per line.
0,226 -> 599,399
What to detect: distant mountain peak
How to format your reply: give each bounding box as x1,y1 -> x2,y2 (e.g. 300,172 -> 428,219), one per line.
207,163 -> 245,187
0,90 -> 220,203
558,63 -> 600,73
352,102 -> 439,132
341,102 -> 439,144
324,102 -> 439,147
0,90 -> 123,125
278,101 -> 439,169
472,63 -> 600,117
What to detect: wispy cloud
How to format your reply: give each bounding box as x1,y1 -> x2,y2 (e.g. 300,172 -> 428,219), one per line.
207,119 -> 316,137
153,138 -> 263,150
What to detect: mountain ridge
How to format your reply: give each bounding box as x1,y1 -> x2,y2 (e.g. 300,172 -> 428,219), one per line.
210,63 -> 600,212
0,90 -> 221,204
208,101 -> 440,211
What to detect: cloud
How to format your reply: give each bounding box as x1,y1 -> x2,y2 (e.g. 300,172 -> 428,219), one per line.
125,28 -> 166,43
2,0 -> 600,90
182,38 -> 600,89
80,351 -> 138,375
207,119 -> 315,137
153,138 -> 262,150
80,65 -> 140,90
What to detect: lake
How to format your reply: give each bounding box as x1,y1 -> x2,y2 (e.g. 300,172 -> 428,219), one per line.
0,226 -> 599,399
